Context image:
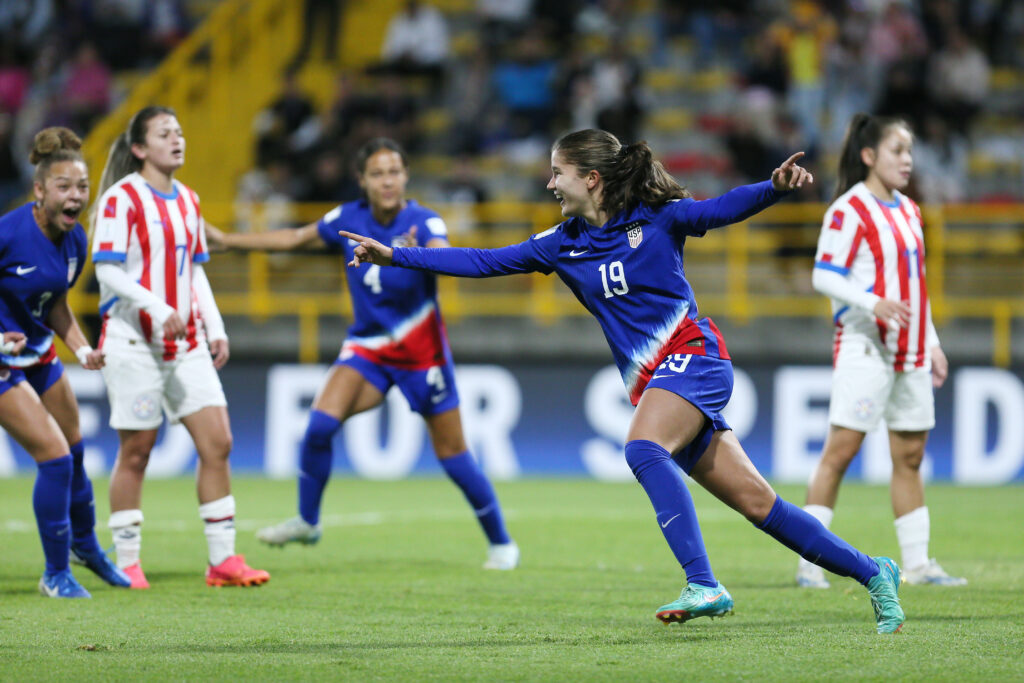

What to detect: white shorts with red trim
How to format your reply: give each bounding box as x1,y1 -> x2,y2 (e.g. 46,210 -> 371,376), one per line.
829,339 -> 934,432
101,337 -> 226,429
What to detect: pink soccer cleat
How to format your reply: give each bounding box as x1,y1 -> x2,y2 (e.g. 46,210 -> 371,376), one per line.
122,563 -> 150,589
205,554 -> 270,587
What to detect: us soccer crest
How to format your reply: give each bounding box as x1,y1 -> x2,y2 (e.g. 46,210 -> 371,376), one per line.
66,257 -> 78,284
627,224 -> 643,248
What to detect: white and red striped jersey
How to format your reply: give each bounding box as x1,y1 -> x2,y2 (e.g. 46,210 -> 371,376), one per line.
814,181 -> 936,371
92,172 -> 211,359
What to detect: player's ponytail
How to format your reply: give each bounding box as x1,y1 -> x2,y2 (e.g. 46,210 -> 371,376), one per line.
833,113 -> 911,202
552,129 -> 689,220
29,127 -> 84,183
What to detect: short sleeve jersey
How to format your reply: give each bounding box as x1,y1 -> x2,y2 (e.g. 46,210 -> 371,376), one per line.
814,181 -> 932,370
318,199 -> 451,369
0,203 -> 87,368
92,172 -> 211,359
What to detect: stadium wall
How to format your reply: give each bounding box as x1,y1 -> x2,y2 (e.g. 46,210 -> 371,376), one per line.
1,363 -> 1022,484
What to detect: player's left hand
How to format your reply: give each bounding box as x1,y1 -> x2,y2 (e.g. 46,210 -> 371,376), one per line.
209,338 -> 230,369
930,344 -> 948,388
338,230 -> 394,267
771,152 -> 814,191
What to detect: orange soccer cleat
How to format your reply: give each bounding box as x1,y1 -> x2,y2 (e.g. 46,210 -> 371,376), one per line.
205,554 -> 270,587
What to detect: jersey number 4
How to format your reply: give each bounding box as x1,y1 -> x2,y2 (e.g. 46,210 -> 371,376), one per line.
598,261 -> 629,298
363,264 -> 383,294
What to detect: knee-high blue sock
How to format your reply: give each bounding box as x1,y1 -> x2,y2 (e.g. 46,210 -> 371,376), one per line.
625,440 -> 716,587
68,441 -> 101,554
298,410 -> 341,526
34,455 -> 73,574
757,496 -> 879,585
439,451 -> 511,545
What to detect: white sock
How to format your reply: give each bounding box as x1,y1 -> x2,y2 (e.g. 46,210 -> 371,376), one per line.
199,495 -> 236,566
797,505 -> 834,572
894,506 -> 930,571
109,509 -> 144,569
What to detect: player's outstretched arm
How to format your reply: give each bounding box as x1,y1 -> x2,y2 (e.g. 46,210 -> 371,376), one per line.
210,222 -> 326,253
339,230 -> 394,267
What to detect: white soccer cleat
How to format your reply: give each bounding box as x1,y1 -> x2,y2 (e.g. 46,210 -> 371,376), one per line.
796,562 -> 830,589
903,558 -> 967,586
255,516 -> 322,547
483,541 -> 519,570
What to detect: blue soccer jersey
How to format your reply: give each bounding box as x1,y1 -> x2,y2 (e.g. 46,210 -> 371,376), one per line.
0,203 -> 87,368
392,181 -> 786,403
318,199 -> 452,369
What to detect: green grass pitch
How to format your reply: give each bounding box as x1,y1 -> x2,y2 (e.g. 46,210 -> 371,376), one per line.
1,478 -> 1022,681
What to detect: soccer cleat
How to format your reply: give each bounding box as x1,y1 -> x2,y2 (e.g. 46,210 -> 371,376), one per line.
483,541 -> 519,570
796,562 -> 830,589
205,554 -> 270,587
255,516 -> 322,547
122,563 -> 150,589
866,556 -> 905,634
655,581 -> 734,624
39,568 -> 92,599
904,558 -> 967,586
70,545 -> 132,587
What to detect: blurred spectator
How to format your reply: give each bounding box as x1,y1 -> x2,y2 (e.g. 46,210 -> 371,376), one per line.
741,27 -> 789,100
299,149 -> 357,203
366,73 -> 421,153
0,0 -> 54,51
913,114 -> 968,204
447,45 -> 497,154
378,0 -> 450,91
491,30 -> 557,141
871,0 -> 929,132
591,37 -> 645,143
477,0 -> 533,58
235,158 -> 298,233
0,112 -> 22,211
671,0 -> 752,69
441,155 -> 489,235
271,69 -> 316,137
61,42 -> 112,133
0,43 -> 30,114
927,28 -> 990,137
87,0 -> 148,70
145,0 -> 192,60
823,6 -> 879,150
288,0 -> 344,71
773,1 -> 837,151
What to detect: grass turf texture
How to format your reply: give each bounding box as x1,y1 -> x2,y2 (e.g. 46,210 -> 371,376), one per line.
1,478 -> 1021,681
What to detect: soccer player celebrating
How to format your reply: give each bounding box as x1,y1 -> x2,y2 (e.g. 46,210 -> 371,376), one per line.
92,106 -> 269,588
341,129 -> 905,633
0,127 -> 130,597
206,137 -> 518,570
795,113 -> 965,589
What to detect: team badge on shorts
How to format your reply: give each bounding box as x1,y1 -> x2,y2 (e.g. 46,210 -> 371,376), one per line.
854,397 -> 876,421
132,394 -> 160,420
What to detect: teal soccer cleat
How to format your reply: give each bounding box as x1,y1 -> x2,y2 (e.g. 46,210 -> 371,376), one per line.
655,581 -> 734,624
39,568 -> 92,599
866,556 -> 905,634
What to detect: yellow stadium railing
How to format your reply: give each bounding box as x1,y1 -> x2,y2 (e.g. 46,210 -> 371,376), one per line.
66,201 -> 1024,367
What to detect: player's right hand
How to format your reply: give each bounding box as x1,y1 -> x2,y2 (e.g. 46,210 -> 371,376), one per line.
0,331 -> 26,355
163,312 -> 188,340
873,299 -> 911,330
338,230 -> 394,267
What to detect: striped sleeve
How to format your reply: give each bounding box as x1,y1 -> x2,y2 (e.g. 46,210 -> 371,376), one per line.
814,201 -> 862,275
92,186 -> 132,263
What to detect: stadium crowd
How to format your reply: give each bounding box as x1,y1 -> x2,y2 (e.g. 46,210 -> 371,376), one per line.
2,0 -> 1023,216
